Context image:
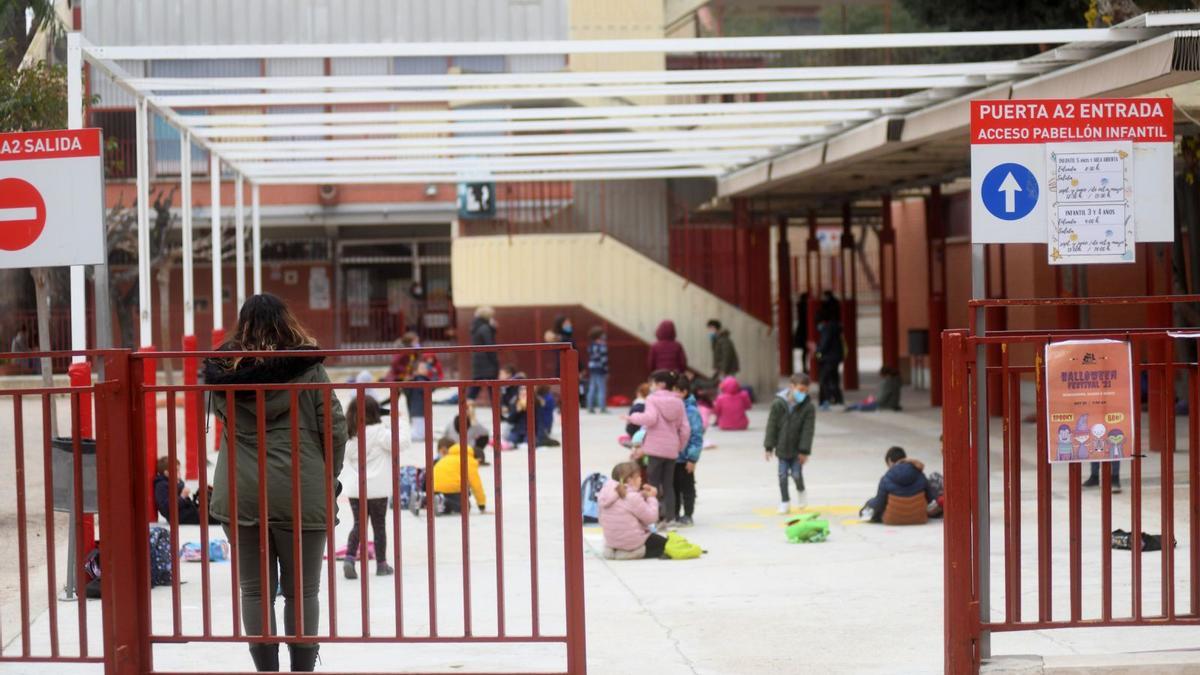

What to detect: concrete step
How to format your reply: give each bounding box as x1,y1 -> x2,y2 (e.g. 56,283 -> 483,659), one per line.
985,650 -> 1200,674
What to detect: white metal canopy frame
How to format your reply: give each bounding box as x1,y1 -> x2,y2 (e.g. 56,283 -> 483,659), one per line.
71,23 -> 1181,346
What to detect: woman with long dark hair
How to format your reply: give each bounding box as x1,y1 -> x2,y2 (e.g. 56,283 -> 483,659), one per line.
205,294 -> 348,672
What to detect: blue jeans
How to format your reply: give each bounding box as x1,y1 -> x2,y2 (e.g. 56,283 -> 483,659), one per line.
778,457 -> 805,502
586,372 -> 608,411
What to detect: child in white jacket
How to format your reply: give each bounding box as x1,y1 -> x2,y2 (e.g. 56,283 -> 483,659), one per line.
341,395 -> 411,578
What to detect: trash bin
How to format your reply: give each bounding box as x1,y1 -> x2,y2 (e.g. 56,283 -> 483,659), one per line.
52,437 -> 98,514
908,329 -> 930,357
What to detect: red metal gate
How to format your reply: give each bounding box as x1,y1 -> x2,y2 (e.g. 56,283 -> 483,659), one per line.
0,344 -> 587,675
943,296 -> 1200,673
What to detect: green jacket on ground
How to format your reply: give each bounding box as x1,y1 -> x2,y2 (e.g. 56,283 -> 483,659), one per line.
712,329 -> 740,376
205,349 -> 348,530
763,390 -> 815,459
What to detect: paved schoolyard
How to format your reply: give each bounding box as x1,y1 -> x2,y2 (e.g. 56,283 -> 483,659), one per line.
3,362 -> 1200,673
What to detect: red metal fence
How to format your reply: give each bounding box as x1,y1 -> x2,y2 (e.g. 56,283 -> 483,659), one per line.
0,344 -> 587,675
943,296 -> 1200,673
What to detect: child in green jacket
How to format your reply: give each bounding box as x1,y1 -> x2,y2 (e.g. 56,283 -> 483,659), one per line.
764,373 -> 816,513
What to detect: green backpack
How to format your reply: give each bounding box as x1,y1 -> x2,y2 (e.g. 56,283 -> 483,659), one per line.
664,532 -> 703,560
786,513 -> 830,544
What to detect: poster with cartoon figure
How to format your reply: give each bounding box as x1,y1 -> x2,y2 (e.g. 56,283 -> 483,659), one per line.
1045,339 -> 1134,464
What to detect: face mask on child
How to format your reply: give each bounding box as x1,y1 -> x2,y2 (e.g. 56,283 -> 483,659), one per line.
793,391 -> 808,404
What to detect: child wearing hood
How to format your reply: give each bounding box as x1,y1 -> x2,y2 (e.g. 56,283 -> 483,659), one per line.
712,376 -> 751,431
860,446 -> 934,523
647,320 -> 688,373
763,373 -> 816,513
620,382 -> 651,447
672,379 -> 705,526
598,461 -> 666,560
624,370 -> 691,527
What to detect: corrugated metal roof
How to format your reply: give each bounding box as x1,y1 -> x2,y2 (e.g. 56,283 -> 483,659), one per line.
82,0 -> 569,46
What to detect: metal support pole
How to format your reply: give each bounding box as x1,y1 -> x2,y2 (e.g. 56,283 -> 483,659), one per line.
252,182 -> 262,294
210,155 -> 224,344
181,133 -> 199,481
234,173 -> 246,310
135,99 -> 152,346
67,33 -> 87,363
972,242 -> 991,658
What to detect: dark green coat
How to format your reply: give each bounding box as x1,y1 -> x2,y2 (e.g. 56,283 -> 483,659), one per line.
712,329 -> 740,376
205,352 -> 348,530
763,392 -> 815,459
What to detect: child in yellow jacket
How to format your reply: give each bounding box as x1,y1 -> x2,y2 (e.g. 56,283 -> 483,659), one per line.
432,442 -> 487,514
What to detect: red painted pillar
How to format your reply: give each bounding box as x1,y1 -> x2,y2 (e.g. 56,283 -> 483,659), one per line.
840,202 -> 859,391
776,215 -> 794,377
1054,268 -> 1082,330
68,361 -> 96,558
927,187 -> 946,407
986,245 -> 1006,417
182,334 -> 199,481
141,345 -> 158,522
879,194 -> 899,370
805,210 -> 821,383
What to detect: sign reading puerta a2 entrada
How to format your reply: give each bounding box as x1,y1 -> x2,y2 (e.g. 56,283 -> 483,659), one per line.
970,98 -> 1174,265
0,128 -> 106,269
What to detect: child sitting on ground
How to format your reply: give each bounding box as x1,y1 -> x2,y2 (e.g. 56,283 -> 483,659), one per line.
712,375 -> 752,430
844,366 -> 903,412
598,461 -> 666,560
431,439 -> 487,515
153,457 -> 212,524
861,446 -> 934,524
443,401 -> 491,465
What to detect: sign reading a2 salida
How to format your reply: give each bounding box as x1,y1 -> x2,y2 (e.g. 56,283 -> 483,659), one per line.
1044,339 -> 1135,464
969,98 -> 1173,259
0,128 -> 105,269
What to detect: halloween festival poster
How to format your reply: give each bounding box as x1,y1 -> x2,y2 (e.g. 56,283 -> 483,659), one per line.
1045,339 -> 1134,464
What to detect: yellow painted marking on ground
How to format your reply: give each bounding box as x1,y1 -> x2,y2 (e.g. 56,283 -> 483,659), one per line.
752,504 -> 860,517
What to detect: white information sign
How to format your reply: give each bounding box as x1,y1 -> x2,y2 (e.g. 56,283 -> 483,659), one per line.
1047,142 -> 1134,264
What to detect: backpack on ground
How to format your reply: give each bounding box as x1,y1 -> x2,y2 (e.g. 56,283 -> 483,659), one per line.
581,472 -> 607,524
664,532 -> 703,560
149,527 -> 174,587
786,513 -> 830,543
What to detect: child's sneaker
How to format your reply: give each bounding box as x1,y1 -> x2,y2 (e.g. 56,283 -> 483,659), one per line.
677,516 -> 694,527
343,560 -> 357,580
376,562 -> 394,576
777,502 -> 791,515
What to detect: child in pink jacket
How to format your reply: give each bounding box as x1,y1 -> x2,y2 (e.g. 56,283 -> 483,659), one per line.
624,370 -> 690,526
598,461 -> 666,560
712,376 -> 752,431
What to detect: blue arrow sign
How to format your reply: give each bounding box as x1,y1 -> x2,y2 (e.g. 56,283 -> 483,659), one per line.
981,162 -> 1038,221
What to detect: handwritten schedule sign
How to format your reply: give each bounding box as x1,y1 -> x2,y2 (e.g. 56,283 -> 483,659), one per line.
1044,339 -> 1134,464
1047,142 -> 1133,264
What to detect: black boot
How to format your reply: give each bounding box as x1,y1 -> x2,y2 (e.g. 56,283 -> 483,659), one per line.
248,643 -> 280,672
288,644 -> 319,672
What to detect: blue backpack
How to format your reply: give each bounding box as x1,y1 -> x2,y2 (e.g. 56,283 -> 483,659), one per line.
149,526 -> 174,587
581,472 -> 607,524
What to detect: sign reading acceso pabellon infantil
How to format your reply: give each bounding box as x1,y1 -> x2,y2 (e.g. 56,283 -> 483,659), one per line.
970,98 -> 1173,265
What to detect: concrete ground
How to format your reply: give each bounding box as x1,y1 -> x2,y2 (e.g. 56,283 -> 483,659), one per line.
3,344 -> 1200,673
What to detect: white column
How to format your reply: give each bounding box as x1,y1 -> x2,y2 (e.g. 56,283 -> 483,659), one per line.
181,133 -> 194,338
251,183 -> 262,295
67,33 -> 86,362
234,173 -> 246,309
210,154 -> 223,332
135,98 -> 152,347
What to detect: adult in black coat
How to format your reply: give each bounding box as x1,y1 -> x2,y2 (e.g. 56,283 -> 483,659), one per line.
468,306 -> 498,401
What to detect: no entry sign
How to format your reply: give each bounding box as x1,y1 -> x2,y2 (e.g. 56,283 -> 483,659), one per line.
0,128 -> 105,269
969,98 -> 1174,258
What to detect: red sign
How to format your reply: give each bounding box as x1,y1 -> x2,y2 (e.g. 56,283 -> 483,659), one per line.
970,98 -> 1173,145
0,177 -> 47,251
0,128 -> 102,161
